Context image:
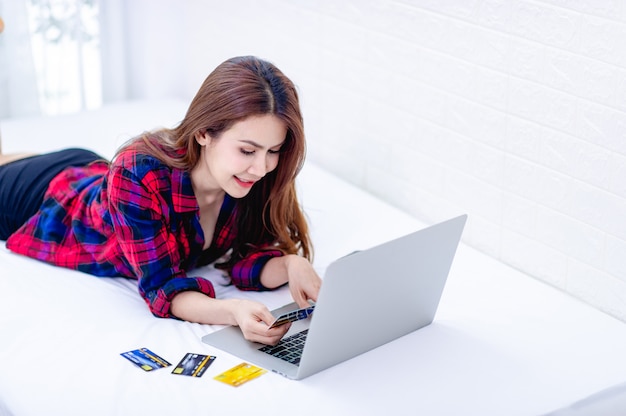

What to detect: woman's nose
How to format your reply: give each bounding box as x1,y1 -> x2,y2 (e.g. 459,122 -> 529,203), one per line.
247,154 -> 267,177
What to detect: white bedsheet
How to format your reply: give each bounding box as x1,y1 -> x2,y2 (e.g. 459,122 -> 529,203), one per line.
2,101 -> 626,416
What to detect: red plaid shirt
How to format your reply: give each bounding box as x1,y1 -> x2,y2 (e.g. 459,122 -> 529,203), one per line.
6,147 -> 282,318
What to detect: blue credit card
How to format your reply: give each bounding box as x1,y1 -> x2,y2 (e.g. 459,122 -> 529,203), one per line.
120,348 -> 172,371
268,305 -> 316,329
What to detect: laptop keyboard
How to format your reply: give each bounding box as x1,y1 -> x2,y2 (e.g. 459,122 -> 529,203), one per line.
258,329 -> 309,365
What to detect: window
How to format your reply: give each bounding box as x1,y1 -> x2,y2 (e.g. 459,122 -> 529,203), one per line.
27,0 -> 101,115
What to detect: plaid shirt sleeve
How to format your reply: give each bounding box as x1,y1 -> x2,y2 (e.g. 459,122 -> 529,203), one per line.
108,154 -> 215,318
230,249 -> 284,291
212,196 -> 285,292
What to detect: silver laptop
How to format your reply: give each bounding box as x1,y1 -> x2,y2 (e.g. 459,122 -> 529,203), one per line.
202,214 -> 467,380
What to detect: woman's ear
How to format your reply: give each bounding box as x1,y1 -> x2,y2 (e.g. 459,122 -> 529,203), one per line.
195,130 -> 209,146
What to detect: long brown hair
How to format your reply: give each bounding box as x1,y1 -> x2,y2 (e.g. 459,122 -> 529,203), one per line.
116,56 -> 312,266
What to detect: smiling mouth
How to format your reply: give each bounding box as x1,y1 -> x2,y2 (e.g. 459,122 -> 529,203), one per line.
234,176 -> 256,188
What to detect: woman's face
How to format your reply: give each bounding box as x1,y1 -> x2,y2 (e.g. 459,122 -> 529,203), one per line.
192,114 -> 287,199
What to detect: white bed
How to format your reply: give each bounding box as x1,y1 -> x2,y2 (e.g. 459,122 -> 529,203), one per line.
1,100 -> 626,416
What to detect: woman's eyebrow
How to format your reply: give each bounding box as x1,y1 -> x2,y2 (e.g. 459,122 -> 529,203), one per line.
239,139 -> 285,149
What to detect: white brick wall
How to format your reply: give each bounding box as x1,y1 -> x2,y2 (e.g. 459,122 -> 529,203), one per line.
125,0 -> 626,321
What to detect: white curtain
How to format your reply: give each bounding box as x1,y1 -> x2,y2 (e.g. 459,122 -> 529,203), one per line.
0,0 -> 41,119
98,0 -> 185,103
98,0 -> 128,103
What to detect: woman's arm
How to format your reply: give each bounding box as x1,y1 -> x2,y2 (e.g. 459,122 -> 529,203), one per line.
260,254 -> 322,308
170,291 -> 290,345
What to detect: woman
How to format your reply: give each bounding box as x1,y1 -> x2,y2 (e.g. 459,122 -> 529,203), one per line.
0,56 -> 321,345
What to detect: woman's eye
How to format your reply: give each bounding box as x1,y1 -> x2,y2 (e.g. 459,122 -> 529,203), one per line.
268,148 -> 281,155
240,149 -> 255,156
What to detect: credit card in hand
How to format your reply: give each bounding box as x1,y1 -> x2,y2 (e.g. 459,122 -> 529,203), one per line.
268,305 -> 315,329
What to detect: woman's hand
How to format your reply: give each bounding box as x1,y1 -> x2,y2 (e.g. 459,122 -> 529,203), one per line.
284,255 -> 322,308
230,299 -> 291,345
260,254 -> 322,308
170,292 -> 289,345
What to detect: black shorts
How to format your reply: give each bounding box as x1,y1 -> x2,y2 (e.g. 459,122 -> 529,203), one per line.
0,148 -> 104,240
